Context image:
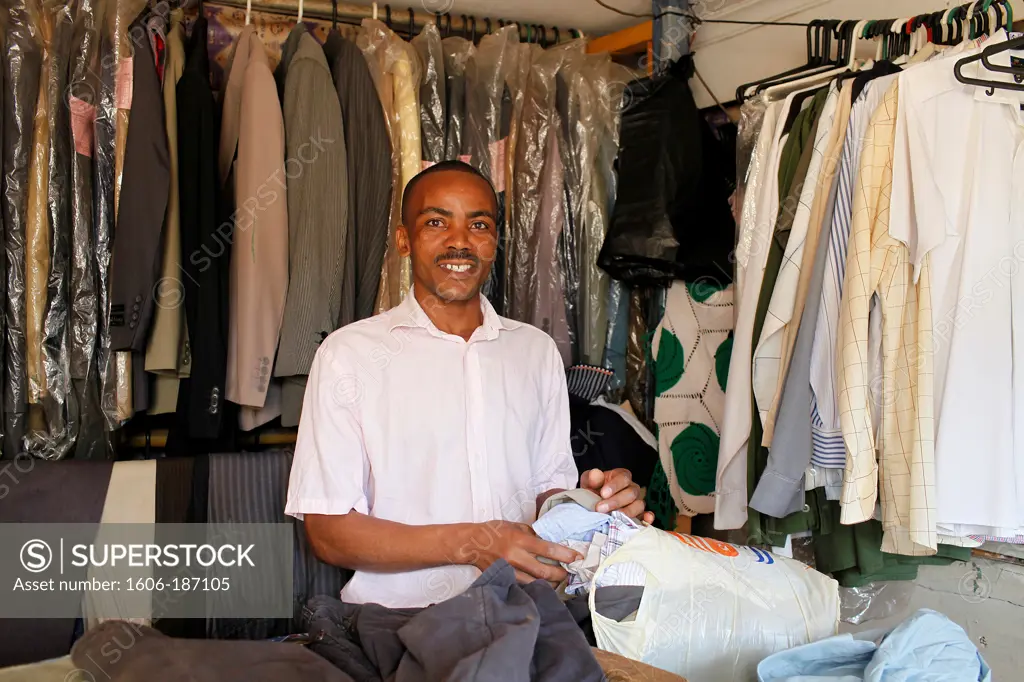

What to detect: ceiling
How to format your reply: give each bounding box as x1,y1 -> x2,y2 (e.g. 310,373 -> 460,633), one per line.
373,0 -> 654,37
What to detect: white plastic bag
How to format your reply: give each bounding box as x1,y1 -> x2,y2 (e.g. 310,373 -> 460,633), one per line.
590,527 -> 839,681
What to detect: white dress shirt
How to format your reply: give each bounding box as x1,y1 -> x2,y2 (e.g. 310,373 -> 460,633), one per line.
715,97 -> 786,530
753,83 -> 840,444
890,31 -> 1024,535
285,291 -> 578,608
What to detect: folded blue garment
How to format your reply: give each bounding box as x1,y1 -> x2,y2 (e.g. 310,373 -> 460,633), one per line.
757,609 -> 992,682
533,503 -> 612,544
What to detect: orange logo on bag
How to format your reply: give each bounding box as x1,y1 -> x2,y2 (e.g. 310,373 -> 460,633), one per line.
668,532 -> 740,558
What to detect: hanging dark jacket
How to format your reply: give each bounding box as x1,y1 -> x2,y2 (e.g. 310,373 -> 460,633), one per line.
323,31 -> 392,325
598,55 -> 735,288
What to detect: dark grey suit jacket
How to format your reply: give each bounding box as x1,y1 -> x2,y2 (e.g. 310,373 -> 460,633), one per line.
108,17 -> 169,353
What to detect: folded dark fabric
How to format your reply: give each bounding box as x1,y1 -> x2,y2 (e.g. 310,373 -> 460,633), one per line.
71,621 -> 353,682
0,459 -> 113,666
304,560 -> 604,682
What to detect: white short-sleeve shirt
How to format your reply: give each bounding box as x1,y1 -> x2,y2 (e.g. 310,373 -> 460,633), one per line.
285,291 -> 577,608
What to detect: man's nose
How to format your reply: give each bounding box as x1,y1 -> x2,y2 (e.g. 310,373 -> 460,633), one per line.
443,222 -> 473,250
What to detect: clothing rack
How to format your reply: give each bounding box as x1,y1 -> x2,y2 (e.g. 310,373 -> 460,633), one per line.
210,0 -> 580,45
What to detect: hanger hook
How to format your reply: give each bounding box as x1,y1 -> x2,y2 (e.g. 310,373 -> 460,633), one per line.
297,0 -> 303,23
444,13 -> 452,36
385,4 -> 391,28
484,17 -> 491,35
470,16 -> 476,43
460,14 -> 468,39
408,7 -> 415,40
331,0 -> 337,28
552,26 -> 559,44
244,0 -> 251,25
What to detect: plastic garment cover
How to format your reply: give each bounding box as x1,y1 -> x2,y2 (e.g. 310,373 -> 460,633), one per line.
2,0 -> 42,458
0,14 -> 5,455
501,39 -> 532,315
67,0 -> 106,459
22,0 -> 77,459
732,97 -> 767,291
463,26 -> 516,314
411,24 -> 444,165
507,42 -> 584,367
25,5 -> 53,410
358,19 -> 416,313
96,0 -> 148,430
598,55 -> 735,288
556,54 -> 630,367
624,288 -> 648,420
441,36 -> 472,161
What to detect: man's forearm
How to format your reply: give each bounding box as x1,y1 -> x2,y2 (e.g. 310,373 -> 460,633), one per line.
303,511 -> 479,573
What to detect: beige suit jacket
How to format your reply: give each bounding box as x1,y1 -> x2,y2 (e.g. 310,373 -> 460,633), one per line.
220,26 -> 289,422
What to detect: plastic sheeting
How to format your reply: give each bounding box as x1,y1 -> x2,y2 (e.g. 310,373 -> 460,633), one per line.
411,24 -> 444,165
359,19 -> 417,313
463,25 -> 516,314
23,0 -> 78,459
598,55 -> 735,289
67,0 -> 106,459
441,36 -> 472,162
556,54 -> 631,367
2,0 -> 42,458
507,41 -> 585,368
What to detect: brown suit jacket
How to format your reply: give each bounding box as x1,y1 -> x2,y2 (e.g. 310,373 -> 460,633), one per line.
220,26 -> 289,415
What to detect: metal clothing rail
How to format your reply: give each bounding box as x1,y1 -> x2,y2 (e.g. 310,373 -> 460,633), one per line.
209,0 -> 580,45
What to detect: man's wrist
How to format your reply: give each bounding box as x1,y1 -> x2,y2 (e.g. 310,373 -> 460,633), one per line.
441,523 -> 481,568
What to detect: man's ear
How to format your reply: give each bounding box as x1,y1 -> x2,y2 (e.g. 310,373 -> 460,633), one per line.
396,224 -> 411,257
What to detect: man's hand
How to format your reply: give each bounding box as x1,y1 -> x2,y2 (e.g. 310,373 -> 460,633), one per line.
456,521 -> 583,585
580,468 -> 655,524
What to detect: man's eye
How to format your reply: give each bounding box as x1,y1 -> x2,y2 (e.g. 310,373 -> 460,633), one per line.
471,222 -> 490,230
425,218 -> 444,228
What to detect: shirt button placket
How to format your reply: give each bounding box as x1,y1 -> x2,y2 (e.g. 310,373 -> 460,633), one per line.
465,343 -> 491,522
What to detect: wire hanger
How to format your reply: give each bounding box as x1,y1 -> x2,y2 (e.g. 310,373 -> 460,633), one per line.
244,0 -> 252,25
372,1 -> 378,21
297,0 -> 303,23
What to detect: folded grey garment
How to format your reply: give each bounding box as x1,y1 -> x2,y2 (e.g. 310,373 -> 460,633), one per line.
594,585 -> 645,623
538,488 -> 604,518
71,621 -> 354,682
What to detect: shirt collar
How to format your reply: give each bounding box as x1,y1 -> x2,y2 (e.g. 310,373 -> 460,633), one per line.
388,288 -> 521,340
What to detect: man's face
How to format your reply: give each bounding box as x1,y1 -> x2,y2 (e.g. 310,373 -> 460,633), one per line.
397,170 -> 498,303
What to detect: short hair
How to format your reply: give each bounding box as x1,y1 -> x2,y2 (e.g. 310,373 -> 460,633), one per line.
400,160 -> 497,226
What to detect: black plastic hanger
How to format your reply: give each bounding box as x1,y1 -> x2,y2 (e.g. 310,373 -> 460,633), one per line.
954,33 -> 1024,94
408,8 -> 415,40
384,3 -> 391,29
735,20 -> 823,102
331,0 -> 337,29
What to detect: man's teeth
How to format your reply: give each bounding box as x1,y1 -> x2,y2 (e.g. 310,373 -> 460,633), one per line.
441,263 -> 472,272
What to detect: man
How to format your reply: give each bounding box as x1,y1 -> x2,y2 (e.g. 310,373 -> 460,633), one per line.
285,161 -> 651,609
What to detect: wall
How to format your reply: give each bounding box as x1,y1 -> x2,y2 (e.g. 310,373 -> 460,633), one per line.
689,0 -> 1023,107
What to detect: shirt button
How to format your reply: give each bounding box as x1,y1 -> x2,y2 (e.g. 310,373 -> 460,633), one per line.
135,295 -> 142,303
802,504 -> 811,513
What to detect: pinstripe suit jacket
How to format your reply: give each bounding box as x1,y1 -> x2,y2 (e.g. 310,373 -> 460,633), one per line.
274,28 -> 349,380
323,31 -> 391,325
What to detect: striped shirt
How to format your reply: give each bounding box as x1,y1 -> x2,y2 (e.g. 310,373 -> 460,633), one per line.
808,78 -> 895,467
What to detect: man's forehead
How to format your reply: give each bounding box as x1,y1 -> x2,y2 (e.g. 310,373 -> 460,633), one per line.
409,171 -> 496,211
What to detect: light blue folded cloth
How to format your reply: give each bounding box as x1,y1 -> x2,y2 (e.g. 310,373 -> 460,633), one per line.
757,609 -> 992,682
533,502 -> 611,544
